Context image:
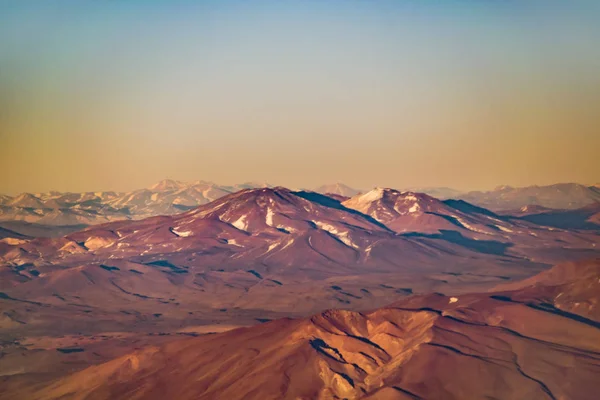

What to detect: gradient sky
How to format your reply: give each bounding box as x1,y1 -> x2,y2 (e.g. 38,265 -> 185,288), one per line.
1,1 -> 599,194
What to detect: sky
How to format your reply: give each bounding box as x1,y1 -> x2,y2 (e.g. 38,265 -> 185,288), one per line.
1,0 -> 599,194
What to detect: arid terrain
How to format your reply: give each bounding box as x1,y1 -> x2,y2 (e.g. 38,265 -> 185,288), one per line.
0,185 -> 599,399
3,258 -> 599,400
3,0 -> 599,397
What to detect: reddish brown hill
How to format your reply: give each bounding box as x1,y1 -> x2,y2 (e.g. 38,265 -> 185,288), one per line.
11,259 -> 599,400
492,257 -> 600,322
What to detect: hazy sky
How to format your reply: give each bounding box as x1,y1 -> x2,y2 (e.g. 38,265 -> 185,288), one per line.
1,1 -> 599,194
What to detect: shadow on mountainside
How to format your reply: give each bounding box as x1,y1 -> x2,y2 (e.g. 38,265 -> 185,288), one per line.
515,205 -> 600,230
402,229 -> 513,256
443,199 -> 502,218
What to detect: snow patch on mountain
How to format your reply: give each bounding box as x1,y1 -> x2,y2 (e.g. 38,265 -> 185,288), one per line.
312,220 -> 359,249
454,217 -> 490,234
280,238 -> 295,251
231,215 -> 248,231
0,238 -> 28,246
171,227 -> 193,237
265,207 -> 275,227
356,188 -> 385,204
226,239 -> 244,247
401,194 -> 419,202
408,203 -> 421,213
84,236 -> 115,251
266,242 -> 279,253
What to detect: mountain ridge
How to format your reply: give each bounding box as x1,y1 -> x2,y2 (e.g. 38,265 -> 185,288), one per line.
2,182 -> 598,232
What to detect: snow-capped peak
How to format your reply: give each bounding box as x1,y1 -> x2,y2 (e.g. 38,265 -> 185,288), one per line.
149,179 -> 188,191
354,188 -> 386,203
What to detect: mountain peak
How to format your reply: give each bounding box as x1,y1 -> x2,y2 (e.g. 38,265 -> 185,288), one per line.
177,185 -> 386,238
234,181 -> 272,190
149,179 -> 188,191
347,187 -> 399,203
343,188 -> 436,210
340,189 -> 502,234
7,192 -> 46,208
494,185 -> 514,191
315,183 -> 361,197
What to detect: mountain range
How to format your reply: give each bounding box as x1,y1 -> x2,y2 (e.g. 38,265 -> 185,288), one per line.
1,187 -> 597,334
0,180 -> 271,234
1,181 -> 598,238
0,185 -> 598,399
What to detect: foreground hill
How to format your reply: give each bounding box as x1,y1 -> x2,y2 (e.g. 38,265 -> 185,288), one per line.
10,258 -> 598,400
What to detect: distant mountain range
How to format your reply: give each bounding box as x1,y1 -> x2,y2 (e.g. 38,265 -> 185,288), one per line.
0,180 -> 272,234
459,183 -> 600,211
